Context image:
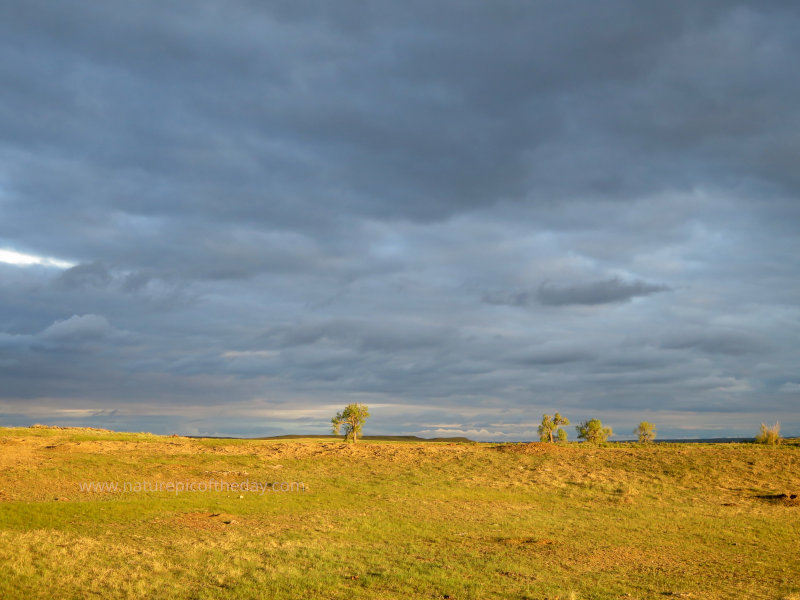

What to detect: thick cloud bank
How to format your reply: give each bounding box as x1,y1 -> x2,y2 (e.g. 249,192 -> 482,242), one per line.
1,1 -> 798,439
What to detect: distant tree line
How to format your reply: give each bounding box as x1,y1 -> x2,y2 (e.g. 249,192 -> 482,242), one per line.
329,404 -> 784,445
536,414 -> 650,444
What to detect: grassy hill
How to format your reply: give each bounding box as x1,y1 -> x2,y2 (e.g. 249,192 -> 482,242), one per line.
1,426 -> 799,599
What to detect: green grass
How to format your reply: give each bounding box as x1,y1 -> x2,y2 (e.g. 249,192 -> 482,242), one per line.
1,427 -> 799,599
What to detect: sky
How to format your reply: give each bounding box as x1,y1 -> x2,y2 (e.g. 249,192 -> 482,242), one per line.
1,1 -> 799,440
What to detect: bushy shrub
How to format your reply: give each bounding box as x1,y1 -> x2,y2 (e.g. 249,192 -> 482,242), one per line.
576,418 -> 613,443
755,422 -> 781,445
634,421 -> 657,443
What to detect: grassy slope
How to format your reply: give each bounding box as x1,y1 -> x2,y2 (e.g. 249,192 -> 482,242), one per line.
1,427 -> 799,600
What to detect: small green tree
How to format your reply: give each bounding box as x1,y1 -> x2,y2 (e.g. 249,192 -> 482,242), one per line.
755,421 -> 781,445
538,413 -> 570,443
576,418 -> 613,443
331,403 -> 370,443
634,421 -> 657,443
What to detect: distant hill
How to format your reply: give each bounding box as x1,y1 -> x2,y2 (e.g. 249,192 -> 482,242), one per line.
254,434 -> 475,443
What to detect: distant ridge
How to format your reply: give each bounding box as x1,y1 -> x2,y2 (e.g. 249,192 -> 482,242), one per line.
255,434 -> 475,443
185,433 -> 474,443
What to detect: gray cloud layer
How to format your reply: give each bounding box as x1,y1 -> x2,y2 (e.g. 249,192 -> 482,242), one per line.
1,1 -> 799,439
537,278 -> 671,306
485,278 -> 671,307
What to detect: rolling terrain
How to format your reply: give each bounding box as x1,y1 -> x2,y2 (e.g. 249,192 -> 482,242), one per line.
1,427 -> 799,599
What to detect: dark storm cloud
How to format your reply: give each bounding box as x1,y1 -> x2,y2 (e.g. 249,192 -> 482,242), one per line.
1,1 -> 799,438
483,278 -> 671,307
536,278 -> 671,306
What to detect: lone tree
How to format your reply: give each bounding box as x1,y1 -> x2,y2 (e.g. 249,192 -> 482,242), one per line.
538,413 -> 570,443
576,418 -> 613,443
755,421 -> 781,445
634,421 -> 657,443
331,403 -> 370,443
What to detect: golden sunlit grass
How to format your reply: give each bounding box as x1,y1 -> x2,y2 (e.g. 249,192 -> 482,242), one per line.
1,426 -> 799,599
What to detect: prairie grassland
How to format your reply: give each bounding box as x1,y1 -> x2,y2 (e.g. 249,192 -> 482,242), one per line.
0,426 -> 799,599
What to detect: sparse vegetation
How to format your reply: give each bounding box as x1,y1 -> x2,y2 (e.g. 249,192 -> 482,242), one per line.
755,421 -> 782,445
576,418 -> 613,443
537,412 -> 570,443
331,403 -> 370,443
635,421 -> 657,443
